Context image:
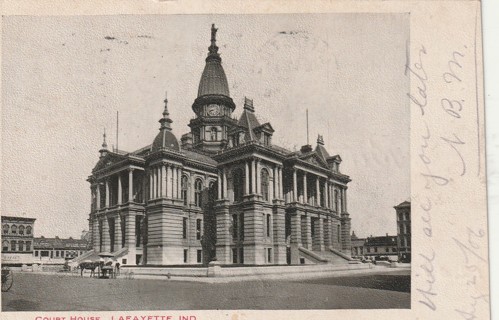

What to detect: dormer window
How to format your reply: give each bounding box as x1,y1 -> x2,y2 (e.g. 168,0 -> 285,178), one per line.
264,134 -> 271,146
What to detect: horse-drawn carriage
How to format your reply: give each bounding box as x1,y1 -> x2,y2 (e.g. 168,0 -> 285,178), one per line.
1,266 -> 13,292
77,252 -> 120,279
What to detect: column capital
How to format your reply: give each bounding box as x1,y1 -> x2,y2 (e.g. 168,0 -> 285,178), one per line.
127,167 -> 135,173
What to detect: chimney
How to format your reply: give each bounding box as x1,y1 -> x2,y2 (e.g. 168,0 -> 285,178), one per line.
181,133 -> 193,149
300,144 -> 313,153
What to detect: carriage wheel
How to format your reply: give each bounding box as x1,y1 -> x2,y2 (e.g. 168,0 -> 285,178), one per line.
1,268 -> 13,292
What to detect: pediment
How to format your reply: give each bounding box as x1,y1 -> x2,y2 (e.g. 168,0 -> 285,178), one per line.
300,152 -> 329,169
92,153 -> 124,172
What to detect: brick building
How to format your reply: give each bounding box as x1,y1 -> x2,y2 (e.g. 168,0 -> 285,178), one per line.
1,216 -> 36,266
395,200 -> 411,262
86,25 -> 353,266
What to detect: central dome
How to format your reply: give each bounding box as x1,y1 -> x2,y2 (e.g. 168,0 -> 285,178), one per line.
197,60 -> 230,97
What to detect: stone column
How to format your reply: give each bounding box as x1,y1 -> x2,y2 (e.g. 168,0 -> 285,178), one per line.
293,168 -> 297,202
317,218 -> 325,251
251,159 -> 256,194
172,166 -> 178,198
303,172 -> 308,204
279,167 -> 284,199
102,216 -> 110,252
115,215 -> 122,249
93,217 -> 100,252
256,159 -> 261,195
177,167 -> 182,199
223,168 -> 228,199
117,175 -> 122,205
166,164 -> 172,198
105,179 -> 110,208
128,169 -> 134,202
126,214 -> 137,265
324,217 -> 331,248
272,204 -> 287,264
316,177 -> 321,207
161,165 -> 167,198
290,213 -> 302,264
344,188 -> 348,212
305,215 -> 312,249
96,183 -> 101,210
217,170 -> 222,200
245,161 -> 250,195
149,170 -> 153,200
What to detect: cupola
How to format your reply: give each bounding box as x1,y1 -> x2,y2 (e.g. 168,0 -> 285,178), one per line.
151,93 -> 180,151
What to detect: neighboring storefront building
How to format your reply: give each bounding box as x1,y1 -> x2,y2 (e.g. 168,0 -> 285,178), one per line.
1,216 -> 36,266
33,236 -> 90,265
363,234 -> 398,260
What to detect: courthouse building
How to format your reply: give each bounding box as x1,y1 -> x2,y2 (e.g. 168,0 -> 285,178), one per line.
87,25 -> 353,266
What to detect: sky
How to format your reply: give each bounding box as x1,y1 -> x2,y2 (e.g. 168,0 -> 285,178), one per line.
1,13 -> 410,239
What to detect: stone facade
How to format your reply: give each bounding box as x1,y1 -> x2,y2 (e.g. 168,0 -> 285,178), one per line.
87,25 -> 353,266
395,200 -> 411,262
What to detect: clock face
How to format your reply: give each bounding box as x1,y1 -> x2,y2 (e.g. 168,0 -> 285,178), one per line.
207,104 -> 220,116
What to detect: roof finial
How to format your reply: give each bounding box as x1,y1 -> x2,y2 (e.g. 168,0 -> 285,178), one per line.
99,128 -> 109,158
159,92 -> 173,131
244,96 -> 255,112
207,24 -> 221,62
317,134 -> 324,146
102,128 -> 108,149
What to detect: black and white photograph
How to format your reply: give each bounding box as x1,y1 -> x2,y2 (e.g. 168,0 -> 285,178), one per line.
0,1 -> 490,319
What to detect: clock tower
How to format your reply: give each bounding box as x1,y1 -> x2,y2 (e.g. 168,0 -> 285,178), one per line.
189,24 -> 237,154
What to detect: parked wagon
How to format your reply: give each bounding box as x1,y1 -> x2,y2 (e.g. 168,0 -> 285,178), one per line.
1,267 -> 13,292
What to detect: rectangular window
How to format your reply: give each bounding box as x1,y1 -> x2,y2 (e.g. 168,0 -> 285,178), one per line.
135,216 -> 142,247
232,248 -> 238,263
392,247 -> 397,252
183,217 -> 188,239
34,250 -> 39,257
197,250 -> 202,263
239,247 -> 244,264
374,247 -> 378,253
367,247 -> 371,253
41,250 -> 49,257
240,213 -> 245,240
56,250 -> 59,257
266,214 -> 271,237
267,248 -> 272,263
196,219 -> 202,240
61,251 -> 65,258
232,214 -> 238,239
183,249 -> 188,263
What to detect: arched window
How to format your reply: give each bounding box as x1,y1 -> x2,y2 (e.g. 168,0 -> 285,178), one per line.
2,224 -> 9,235
210,127 -> 218,141
19,225 -> 25,235
2,240 -> 9,252
26,241 -> 31,251
260,169 -> 270,201
232,168 -> 244,202
181,175 -> 189,206
18,241 -> 24,251
11,240 -> 16,251
26,226 -> 32,235
194,179 -> 203,207
11,225 -> 17,235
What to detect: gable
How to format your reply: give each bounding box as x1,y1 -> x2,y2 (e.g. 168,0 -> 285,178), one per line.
300,152 -> 329,169
92,153 -> 125,173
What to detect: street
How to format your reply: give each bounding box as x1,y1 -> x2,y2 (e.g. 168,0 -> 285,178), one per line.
2,269 -> 410,310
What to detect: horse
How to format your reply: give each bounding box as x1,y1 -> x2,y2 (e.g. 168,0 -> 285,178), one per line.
77,261 -> 101,277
